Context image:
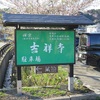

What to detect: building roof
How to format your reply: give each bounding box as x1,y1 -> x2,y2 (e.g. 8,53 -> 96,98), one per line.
80,10 -> 100,24
2,13 -> 93,28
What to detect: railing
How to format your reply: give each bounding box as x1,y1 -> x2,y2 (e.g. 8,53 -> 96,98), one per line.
0,43 -> 11,57
0,44 -> 14,88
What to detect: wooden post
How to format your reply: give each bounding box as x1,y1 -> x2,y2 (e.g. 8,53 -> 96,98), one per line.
17,67 -> 22,94
68,64 -> 74,92
16,25 -> 22,94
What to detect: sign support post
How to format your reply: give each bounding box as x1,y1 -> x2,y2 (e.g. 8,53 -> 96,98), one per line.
15,30 -> 75,93
16,25 -> 22,94
17,67 -> 22,94
68,64 -> 74,92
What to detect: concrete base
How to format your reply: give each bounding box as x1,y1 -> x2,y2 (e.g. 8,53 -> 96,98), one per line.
68,77 -> 74,92
17,80 -> 22,94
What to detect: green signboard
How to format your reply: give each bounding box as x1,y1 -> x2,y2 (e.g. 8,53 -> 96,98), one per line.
15,30 -> 75,66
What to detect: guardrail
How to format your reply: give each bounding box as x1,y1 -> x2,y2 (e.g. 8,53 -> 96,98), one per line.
0,45 -> 14,88
0,43 -> 11,57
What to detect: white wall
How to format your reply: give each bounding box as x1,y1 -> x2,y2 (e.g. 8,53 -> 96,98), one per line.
86,23 -> 100,33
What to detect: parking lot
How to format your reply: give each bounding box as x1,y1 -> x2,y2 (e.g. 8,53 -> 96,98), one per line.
74,61 -> 100,93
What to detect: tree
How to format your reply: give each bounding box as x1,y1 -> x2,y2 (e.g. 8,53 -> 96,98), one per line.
1,0 -> 94,37
6,0 -> 94,15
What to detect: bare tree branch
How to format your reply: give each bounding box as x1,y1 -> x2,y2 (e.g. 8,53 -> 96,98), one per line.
5,0 -> 94,15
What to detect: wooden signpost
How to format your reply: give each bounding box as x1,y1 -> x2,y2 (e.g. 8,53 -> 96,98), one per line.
3,13 -> 93,94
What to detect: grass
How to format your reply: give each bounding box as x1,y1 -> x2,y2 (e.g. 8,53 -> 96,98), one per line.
0,65 -> 97,99
23,86 -> 67,98
74,85 -> 92,93
22,66 -> 68,87
22,84 -> 92,98
22,66 -> 69,98
74,78 -> 92,93
21,66 -> 92,98
0,92 -> 6,97
96,97 -> 100,100
0,65 -> 94,99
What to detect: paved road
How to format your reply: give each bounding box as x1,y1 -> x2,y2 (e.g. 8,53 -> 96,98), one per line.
74,61 -> 100,93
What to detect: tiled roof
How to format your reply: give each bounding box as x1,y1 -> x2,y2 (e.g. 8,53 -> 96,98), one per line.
2,13 -> 93,27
